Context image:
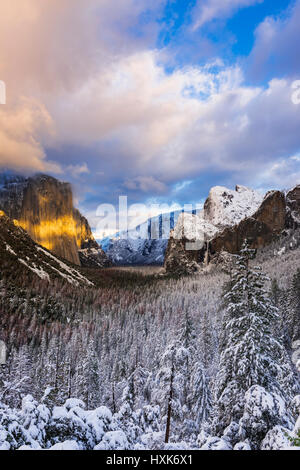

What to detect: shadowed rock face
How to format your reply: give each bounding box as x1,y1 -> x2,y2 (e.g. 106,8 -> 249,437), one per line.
0,174 -> 108,266
164,186 -> 300,274
164,236 -> 202,275
210,190 -> 287,255
287,186 -> 300,228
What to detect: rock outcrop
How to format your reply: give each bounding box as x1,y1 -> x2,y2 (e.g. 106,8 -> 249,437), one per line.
0,173 -> 109,267
0,211 -> 93,286
209,190 -> 287,256
164,235 -> 202,275
79,246 -> 112,268
164,185 -> 300,275
286,186 -> 300,228
203,185 -> 263,228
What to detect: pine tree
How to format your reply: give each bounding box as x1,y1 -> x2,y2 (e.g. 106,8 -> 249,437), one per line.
154,341 -> 188,443
84,339 -> 101,409
213,241 -> 298,448
287,269 -> 300,343
117,374 -> 140,445
178,311 -> 211,439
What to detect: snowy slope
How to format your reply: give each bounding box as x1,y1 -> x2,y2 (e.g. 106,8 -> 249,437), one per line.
0,211 -> 93,287
170,185 -> 264,244
173,211 -> 218,242
101,211 -> 184,265
204,185 -> 264,228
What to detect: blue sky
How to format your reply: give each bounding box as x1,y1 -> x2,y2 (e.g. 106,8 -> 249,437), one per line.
0,0 -> 300,234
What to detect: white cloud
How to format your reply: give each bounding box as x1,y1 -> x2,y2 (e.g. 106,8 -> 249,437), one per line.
0,0 -> 166,174
56,53 -> 300,187
66,163 -> 90,178
255,155 -> 300,190
173,180 -> 193,193
192,0 -> 262,31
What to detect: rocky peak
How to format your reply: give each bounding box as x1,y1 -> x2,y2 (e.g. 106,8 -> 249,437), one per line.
286,185 -> 300,227
0,173 -> 109,267
0,211 -> 93,287
164,184 -> 300,275
203,185 -> 263,228
209,190 -> 287,258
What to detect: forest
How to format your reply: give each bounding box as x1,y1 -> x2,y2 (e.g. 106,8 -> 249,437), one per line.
0,236 -> 300,450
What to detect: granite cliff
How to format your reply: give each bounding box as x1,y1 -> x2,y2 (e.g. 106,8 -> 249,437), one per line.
0,173 -> 109,267
0,210 -> 93,286
164,185 -> 300,275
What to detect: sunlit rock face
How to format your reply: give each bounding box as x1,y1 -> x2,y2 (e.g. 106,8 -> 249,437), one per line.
0,210 -> 93,286
17,175 -> 81,265
0,173 -> 104,266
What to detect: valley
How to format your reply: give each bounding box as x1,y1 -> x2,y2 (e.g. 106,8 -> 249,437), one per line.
0,172 -> 300,451
2,0 -> 300,454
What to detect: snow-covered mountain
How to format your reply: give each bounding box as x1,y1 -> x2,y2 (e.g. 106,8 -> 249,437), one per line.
203,185 -> 264,228
100,211 -> 186,265
101,186 -> 265,266
165,185 -> 300,275
170,185 -> 263,250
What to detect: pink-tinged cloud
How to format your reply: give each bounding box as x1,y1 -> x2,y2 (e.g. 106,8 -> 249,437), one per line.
0,98 -> 60,173
0,0 -> 299,197
0,0 -> 166,173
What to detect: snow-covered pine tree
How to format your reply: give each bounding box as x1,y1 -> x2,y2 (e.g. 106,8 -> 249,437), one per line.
2,345 -> 33,407
131,362 -> 151,410
178,311 -> 211,439
154,340 -> 189,443
72,334 -> 101,409
287,269 -> 300,343
269,278 -> 292,351
84,338 -> 101,409
213,241 -> 299,448
116,374 -> 141,445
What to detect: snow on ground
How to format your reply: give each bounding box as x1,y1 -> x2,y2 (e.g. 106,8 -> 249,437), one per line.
37,247 -> 94,286
18,259 -> 50,281
5,244 -> 16,256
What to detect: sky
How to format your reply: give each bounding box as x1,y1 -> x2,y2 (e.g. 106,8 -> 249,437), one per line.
0,0 -> 300,235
